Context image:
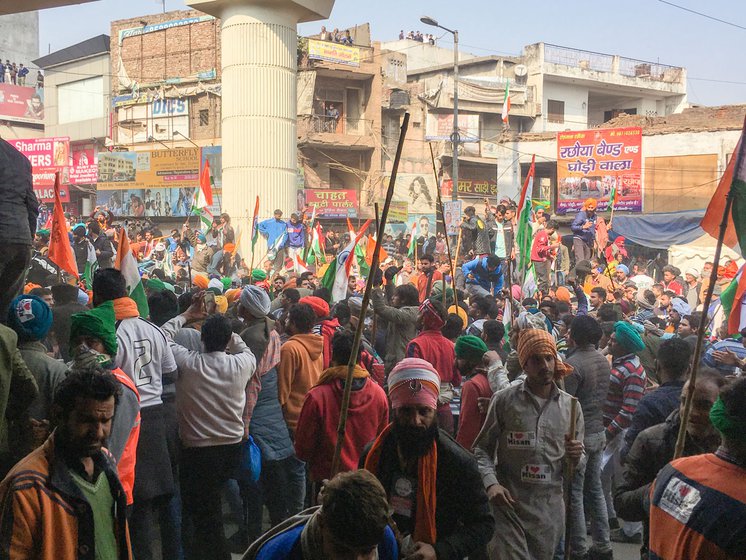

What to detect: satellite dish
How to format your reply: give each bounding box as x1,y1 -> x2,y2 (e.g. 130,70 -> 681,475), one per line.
514,64 -> 528,77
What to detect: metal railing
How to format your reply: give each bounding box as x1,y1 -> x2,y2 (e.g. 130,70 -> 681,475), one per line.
309,114 -> 373,135
543,43 -> 684,83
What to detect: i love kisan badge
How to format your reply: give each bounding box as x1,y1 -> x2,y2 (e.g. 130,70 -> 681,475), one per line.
507,431 -> 536,449
520,464 -> 551,483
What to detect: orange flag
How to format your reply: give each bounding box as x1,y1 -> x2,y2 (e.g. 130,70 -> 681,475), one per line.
701,135 -> 743,253
200,159 -> 214,207
365,235 -> 388,267
47,172 -> 78,278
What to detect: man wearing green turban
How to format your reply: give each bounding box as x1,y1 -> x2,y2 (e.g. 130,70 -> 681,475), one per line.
454,335 -> 491,449
70,300 -> 119,361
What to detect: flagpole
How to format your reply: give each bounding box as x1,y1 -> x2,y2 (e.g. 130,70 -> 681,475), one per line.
674,121 -> 745,459
331,112 -> 410,476
429,143 -> 457,310
249,197 -> 259,283
371,203 -> 380,344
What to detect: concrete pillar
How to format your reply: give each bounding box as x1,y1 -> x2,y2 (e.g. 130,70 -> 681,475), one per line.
187,0 -> 333,260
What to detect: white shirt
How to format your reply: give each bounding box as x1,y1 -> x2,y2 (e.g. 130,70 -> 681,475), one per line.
115,316 -> 177,408
163,316 -> 256,448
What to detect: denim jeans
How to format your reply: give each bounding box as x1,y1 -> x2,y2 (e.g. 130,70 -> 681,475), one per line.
572,431 -> 611,555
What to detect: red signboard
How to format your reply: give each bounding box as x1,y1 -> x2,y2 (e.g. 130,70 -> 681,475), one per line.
69,147 -> 98,184
7,137 -> 71,203
304,189 -> 358,217
0,84 -> 44,124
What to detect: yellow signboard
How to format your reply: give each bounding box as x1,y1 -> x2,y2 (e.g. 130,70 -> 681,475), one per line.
308,39 -> 360,67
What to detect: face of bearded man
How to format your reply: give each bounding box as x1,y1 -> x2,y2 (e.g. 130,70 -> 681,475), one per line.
392,405 -> 439,458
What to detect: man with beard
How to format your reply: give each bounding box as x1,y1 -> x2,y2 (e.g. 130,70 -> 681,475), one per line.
361,358 -> 493,560
0,369 -> 132,560
474,329 -> 584,560
615,369 -> 725,557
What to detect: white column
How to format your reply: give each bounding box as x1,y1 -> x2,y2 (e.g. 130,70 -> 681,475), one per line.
188,0 -> 333,263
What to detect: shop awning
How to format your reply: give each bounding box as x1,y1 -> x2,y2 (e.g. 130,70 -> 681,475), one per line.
610,210 -> 705,249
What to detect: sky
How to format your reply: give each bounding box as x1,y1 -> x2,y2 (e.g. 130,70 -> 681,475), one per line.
38,0 -> 746,107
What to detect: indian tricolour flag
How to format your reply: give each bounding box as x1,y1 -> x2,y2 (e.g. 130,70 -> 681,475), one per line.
407,221 -> 417,259
192,159 -> 215,230
322,220 -> 371,302
515,155 -> 536,276
720,264 -> 746,335
115,227 -> 149,317
501,79 -> 511,125
701,117 -> 746,256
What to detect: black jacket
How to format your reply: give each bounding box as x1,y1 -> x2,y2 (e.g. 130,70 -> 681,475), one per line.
360,429 -> 494,560
0,139 -> 38,245
613,411 -> 719,553
92,234 -> 114,269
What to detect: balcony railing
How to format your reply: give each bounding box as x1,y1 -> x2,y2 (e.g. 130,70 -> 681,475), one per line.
309,114 -> 373,136
543,43 -> 684,83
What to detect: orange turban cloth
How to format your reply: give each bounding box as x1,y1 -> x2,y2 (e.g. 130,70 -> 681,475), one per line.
517,328 -> 573,379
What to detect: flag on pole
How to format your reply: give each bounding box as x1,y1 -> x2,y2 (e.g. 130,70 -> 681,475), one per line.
47,172 -> 79,278
308,223 -> 326,264
365,235 -> 388,268
501,80 -> 511,125
296,254 -> 310,275
407,221 -> 417,259
199,159 -> 214,208
608,178 -> 620,209
516,155 -> 536,273
701,123 -> 746,256
115,227 -> 149,317
250,196 -> 260,251
321,220 -> 371,302
719,264 -> 746,335
81,242 -> 98,289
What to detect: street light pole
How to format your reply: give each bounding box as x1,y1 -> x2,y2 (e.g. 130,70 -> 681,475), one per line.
451,29 -> 459,201
421,15 -> 459,201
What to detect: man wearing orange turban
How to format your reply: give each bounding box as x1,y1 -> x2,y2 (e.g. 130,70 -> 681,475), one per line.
474,328 -> 584,560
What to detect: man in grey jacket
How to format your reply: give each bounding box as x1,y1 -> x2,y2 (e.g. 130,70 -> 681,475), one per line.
564,315 -> 613,560
0,140 -> 39,318
371,283 -> 419,375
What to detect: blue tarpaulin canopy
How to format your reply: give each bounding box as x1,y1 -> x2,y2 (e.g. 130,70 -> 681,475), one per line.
610,211 -> 706,249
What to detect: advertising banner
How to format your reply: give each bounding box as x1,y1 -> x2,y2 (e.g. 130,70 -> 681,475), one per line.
425,113 -> 480,143
69,147 -> 98,184
556,127 -> 643,214
305,189 -> 358,218
443,200 -> 462,236
0,84 -> 44,124
7,137 -> 70,203
201,146 -> 222,215
385,173 -> 438,215
307,39 -> 360,67
97,148 -> 199,189
388,201 -> 408,223
441,178 -> 497,198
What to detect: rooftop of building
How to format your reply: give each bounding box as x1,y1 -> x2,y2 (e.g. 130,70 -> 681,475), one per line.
34,34 -> 109,68
510,104 -> 746,142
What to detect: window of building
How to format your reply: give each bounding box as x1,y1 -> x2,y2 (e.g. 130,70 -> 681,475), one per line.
58,76 -> 104,124
199,109 -> 209,126
547,99 -> 564,124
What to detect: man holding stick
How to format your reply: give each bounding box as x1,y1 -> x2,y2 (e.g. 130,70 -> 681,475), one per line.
474,328 -> 584,560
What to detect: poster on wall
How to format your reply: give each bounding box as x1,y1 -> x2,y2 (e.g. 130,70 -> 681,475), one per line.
385,173 -> 438,215
425,113 -> 480,143
0,84 -> 44,124
69,148 -> 98,184
443,200 -> 462,236
556,127 -> 642,214
7,137 -> 70,203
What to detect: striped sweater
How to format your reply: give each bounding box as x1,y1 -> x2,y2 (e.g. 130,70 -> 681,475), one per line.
603,353 -> 646,438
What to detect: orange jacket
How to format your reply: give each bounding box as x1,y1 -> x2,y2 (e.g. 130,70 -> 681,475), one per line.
0,434 -> 133,560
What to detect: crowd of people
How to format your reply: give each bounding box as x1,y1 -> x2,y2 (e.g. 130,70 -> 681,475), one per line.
317,26 -> 354,45
399,30 -> 436,44
0,59 -> 42,87
1,135 -> 746,560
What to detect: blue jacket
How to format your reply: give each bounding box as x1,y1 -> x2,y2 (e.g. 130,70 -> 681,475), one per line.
249,368 -> 294,462
461,257 -> 503,295
570,210 -> 596,245
258,218 -> 288,248
623,379 -> 685,458
286,221 -> 305,248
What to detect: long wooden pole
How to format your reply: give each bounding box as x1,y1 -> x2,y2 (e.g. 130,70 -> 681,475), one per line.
248,198 -> 259,282
371,203 -> 380,344
674,125 -> 744,458
429,143 -> 457,310
564,397 -> 579,559
330,112 -> 410,476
